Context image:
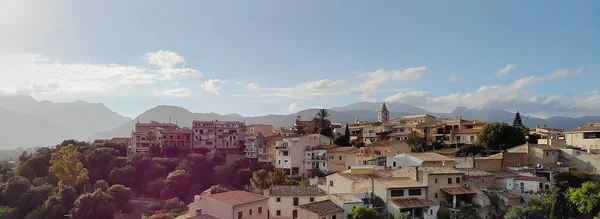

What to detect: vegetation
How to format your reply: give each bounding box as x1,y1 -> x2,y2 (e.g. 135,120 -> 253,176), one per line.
348,206 -> 378,219
395,212 -> 411,219
569,182 -> 600,216
407,132 -> 425,152
437,207 -> 451,219
512,111 -> 524,131
49,144 -> 90,188
455,142 -> 487,157
456,204 -> 480,219
313,109 -> 333,137
477,122 -> 526,151
557,171 -> 592,188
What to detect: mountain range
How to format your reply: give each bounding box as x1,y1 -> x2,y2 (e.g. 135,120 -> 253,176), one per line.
1,95 -> 599,150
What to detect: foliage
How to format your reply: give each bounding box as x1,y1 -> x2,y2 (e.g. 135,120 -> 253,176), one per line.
344,123 -> 352,146
349,206 -> 378,219
313,109 -> 333,137
268,169 -> 290,185
17,155 -> 51,181
109,165 -> 136,187
71,189 -> 115,219
569,181 -> 600,216
431,140 -> 445,150
84,147 -> 119,182
395,211 -> 411,219
93,179 -> 109,192
108,184 -> 132,210
235,168 -> 253,189
177,153 -> 215,187
456,204 -> 480,219
161,170 -> 191,200
557,172 -> 592,188
212,155 -> 224,165
505,205 -> 546,219
407,132 -> 425,152
371,195 -> 385,208
49,144 -> 90,188
149,144 -> 162,157
0,206 -> 17,219
1,175 -> 31,207
145,179 -> 165,198
437,207 -> 451,219
513,111 -> 524,130
527,133 -> 542,144
477,122 -> 526,151
205,184 -> 229,195
18,184 -> 54,217
456,143 -> 487,157
300,178 -> 310,186
251,169 -> 271,191
42,186 -> 77,219
550,182 -> 570,219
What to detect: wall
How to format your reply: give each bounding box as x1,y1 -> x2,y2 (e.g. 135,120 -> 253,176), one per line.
514,180 -> 541,193
474,159 -> 502,172
502,153 -> 529,167
559,150 -> 600,175
468,175 -> 495,188
296,210 -> 343,219
422,160 -> 455,167
233,201 -> 269,219
566,132 -> 600,149
425,173 -> 465,204
325,174 -> 372,194
538,139 -> 566,147
268,196 -> 321,218
494,178 -> 515,190
188,196 -> 269,219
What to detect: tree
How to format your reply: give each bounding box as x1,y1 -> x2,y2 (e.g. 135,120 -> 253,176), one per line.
557,171 -> 591,188
251,169 -> 271,192
513,111 -> 524,130
42,186 -> 77,219
407,132 -> 425,152
144,163 -> 167,181
334,136 -> 349,146
432,140 -> 445,150
93,180 -> 109,192
83,147 -> 119,182
205,184 -> 229,195
456,204 -> 479,219
71,189 -> 115,219
313,109 -> 333,137
49,144 -> 89,188
569,181 -> 600,216
0,206 -> 17,219
505,205 -> 546,219
145,179 -> 165,198
149,144 -> 162,157
18,184 -> 54,217
108,184 -> 133,210
349,206 -> 378,219
109,165 -> 136,187
161,170 -> 191,199
395,212 -> 411,219
17,155 -> 50,180
456,143 -> 487,157
437,207 -> 451,219
235,168 -> 253,189
268,169 -> 289,185
344,123 -> 351,145
527,133 -> 541,144
477,122 -> 525,151
177,153 -> 215,186
1,175 -> 31,207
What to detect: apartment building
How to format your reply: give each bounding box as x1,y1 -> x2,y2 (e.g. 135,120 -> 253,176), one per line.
355,141 -> 411,165
245,133 -> 266,162
386,114 -> 437,141
296,200 -> 344,219
531,124 -> 564,139
327,146 -> 359,173
565,123 -> 600,149
266,185 -> 327,219
129,121 -> 192,155
177,190 -> 268,219
260,135 -> 283,164
275,134 -> 331,176
273,128 -> 296,137
373,177 -> 433,219
304,145 -> 335,177
192,120 -> 245,155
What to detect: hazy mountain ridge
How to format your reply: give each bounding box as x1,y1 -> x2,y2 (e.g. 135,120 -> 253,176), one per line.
0,108 -> 70,148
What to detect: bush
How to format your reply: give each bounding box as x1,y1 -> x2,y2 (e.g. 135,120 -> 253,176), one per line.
437,207 -> 451,219
93,180 -> 109,192
121,203 -> 135,214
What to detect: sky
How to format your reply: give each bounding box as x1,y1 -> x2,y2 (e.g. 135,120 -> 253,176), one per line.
0,0 -> 598,118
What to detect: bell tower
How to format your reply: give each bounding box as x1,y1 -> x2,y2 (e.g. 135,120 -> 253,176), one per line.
378,102 -> 389,123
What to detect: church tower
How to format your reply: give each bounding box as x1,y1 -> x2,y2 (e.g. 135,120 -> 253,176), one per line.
378,102 -> 389,123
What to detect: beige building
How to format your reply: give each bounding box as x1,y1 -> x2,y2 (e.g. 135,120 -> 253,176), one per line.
266,185 -> 327,219
386,114 -> 437,141
373,177 -> 434,219
275,134 -> 331,176
409,153 -> 455,167
260,135 -> 283,164
327,146 -> 358,173
177,190 -> 268,219
565,123 -> 600,149
356,141 -> 411,165
296,200 -> 344,219
325,170 -> 373,195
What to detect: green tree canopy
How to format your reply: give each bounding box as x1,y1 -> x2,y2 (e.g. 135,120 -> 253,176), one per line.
569,181 -> 600,216
349,206 -> 378,219
513,111 -> 524,130
251,169 -> 271,192
93,180 -> 109,192
71,189 -> 115,219
108,184 -> 133,210
477,122 -> 526,151
456,204 -> 480,219
313,109 -> 333,137
49,144 -> 89,188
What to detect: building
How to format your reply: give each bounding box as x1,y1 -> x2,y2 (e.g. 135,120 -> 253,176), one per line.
384,153 -> 423,169
246,124 -> 274,137
296,200 -> 344,219
565,123 -> 600,149
273,128 -> 296,137
260,135 -> 283,164
378,102 -> 390,123
409,153 -> 455,167
318,194 -> 365,219
531,124 -> 564,139
129,121 -> 192,155
192,120 -> 245,155
355,141 -> 411,165
386,114 -> 437,141
372,177 -> 433,219
327,146 -> 359,173
514,175 -> 552,194
304,145 -> 336,177
325,169 -> 374,195
266,185 -> 327,219
177,190 -> 268,219
245,133 -> 266,162
274,134 -> 332,177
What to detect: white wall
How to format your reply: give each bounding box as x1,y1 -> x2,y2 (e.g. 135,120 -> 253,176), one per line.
268,196 -> 320,218
515,180 -> 540,193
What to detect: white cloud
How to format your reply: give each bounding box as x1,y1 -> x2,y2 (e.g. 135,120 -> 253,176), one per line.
495,64 -> 519,76
201,79 -> 226,95
153,88 -> 191,98
288,102 -> 298,113
235,81 -> 243,85
449,72 -> 463,82
0,54 -> 155,95
145,50 -> 203,80
237,79 -> 347,99
354,67 -> 430,100
384,67 -> 595,116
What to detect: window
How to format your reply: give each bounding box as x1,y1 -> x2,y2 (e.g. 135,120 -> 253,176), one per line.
330,181 -> 334,187
238,211 -> 243,218
258,207 -> 263,214
310,197 -> 315,202
283,151 -> 288,156
339,156 -> 342,160
391,189 -> 404,197
332,216 -> 337,219
435,193 -> 438,198
435,178 -> 438,183
393,161 -> 396,167
456,177 -> 461,184
430,209 -> 433,215
293,210 -> 298,219
546,152 -> 549,156
293,197 -> 299,206
409,189 -> 422,196
276,210 -> 281,216
276,197 -> 281,202
196,209 -> 202,216
249,209 -> 252,215
448,178 -> 452,184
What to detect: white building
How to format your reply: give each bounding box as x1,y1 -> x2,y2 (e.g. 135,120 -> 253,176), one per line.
317,194 -> 366,219
245,133 -> 266,161
274,134 -> 331,177
304,145 -> 334,177
385,153 -> 424,169
266,185 -> 327,219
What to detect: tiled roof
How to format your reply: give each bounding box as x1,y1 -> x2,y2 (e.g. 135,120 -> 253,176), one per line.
515,176 -> 547,182
208,190 -> 267,206
330,194 -> 363,204
392,198 -> 435,209
374,177 -> 426,188
454,157 -> 474,169
565,125 -> 600,133
328,146 -> 359,153
461,169 -> 493,177
455,129 -> 482,134
189,214 -> 220,219
484,153 -> 504,159
419,166 -> 463,175
491,171 -> 518,178
338,173 -> 372,181
268,185 -> 326,196
298,200 -> 344,216
409,153 -> 454,162
440,187 -> 477,195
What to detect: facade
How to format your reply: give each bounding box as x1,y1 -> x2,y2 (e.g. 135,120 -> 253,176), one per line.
296,200 -> 344,219
325,170 -> 373,195
372,177 -> 433,219
273,128 -> 296,137
266,185 -> 327,219
378,102 -> 390,123
320,194 -> 365,219
274,134 -> 332,177
304,145 -> 335,177
565,123 -> 600,149
260,135 -> 283,164
178,190 -> 268,219
356,141 -> 411,165
385,153 -> 423,169
246,124 -> 274,137
409,153 -> 455,167
245,133 -> 266,161
192,120 -> 245,155
514,176 -> 552,193
386,114 -> 437,141
129,121 -> 192,155
327,146 -> 359,173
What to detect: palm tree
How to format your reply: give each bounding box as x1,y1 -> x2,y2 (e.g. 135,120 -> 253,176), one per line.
313,109 -> 333,137
251,169 -> 271,194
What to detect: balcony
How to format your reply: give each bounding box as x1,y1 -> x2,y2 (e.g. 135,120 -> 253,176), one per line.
275,143 -> 289,150
307,155 -> 326,161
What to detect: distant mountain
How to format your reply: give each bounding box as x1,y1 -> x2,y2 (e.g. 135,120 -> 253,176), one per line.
0,95 -> 131,140
331,102 -> 429,114
0,108 -> 70,149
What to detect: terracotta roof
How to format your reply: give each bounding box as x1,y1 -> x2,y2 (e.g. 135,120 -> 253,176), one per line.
515,176 -> 547,182
409,153 -> 454,162
208,190 -> 267,206
330,194 -> 363,204
338,173 -> 372,181
374,177 -> 426,188
566,125 -> 600,133
311,145 -> 337,150
419,167 -> 463,175
328,146 -> 359,153
455,129 -> 481,134
440,187 -> 477,195
298,200 -> 344,216
268,185 -> 326,196
392,198 -> 435,209
491,171 -> 518,178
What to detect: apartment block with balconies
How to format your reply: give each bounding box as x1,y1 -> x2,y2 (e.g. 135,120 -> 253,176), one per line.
274,134 -> 331,177
129,121 -> 192,156
192,120 -> 245,155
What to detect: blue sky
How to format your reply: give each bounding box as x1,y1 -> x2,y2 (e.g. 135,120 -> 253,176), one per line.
0,0 -> 598,118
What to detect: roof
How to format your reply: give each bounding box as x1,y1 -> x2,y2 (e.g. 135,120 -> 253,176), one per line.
565,125 -> 600,133
381,102 -> 388,112
409,153 -> 454,162
328,146 -> 359,153
454,157 -> 474,169
311,145 -> 337,150
208,190 -> 268,206
530,144 -> 561,151
499,192 -> 520,200
515,176 -> 547,182
491,171 -> 518,178
338,173 -> 372,181
485,153 -> 504,159
374,170 -> 393,177
298,200 -> 344,216
268,185 -> 326,196
392,198 -> 435,209
330,194 -> 363,204
455,129 -> 482,134
419,166 -> 464,175
440,187 -> 477,195
461,169 -> 493,177
374,177 -> 426,188
188,215 -> 220,219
